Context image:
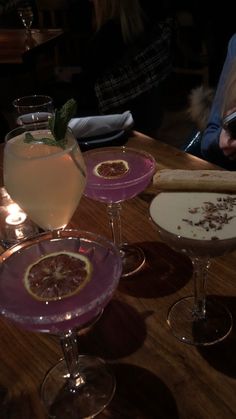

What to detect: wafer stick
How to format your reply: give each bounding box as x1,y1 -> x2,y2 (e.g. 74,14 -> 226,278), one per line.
153,169 -> 236,192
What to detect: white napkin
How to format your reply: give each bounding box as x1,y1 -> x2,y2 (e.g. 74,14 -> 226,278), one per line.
68,110 -> 134,138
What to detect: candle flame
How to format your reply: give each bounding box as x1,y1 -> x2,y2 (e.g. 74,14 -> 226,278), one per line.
5,203 -> 27,225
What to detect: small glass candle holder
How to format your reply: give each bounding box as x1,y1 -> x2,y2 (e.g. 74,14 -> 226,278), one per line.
0,187 -> 38,248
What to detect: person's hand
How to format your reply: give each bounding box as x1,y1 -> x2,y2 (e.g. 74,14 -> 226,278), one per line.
219,128 -> 236,160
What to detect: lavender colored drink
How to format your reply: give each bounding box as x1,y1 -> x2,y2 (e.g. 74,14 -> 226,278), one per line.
84,147 -> 157,203
83,146 -> 157,277
0,231 -> 122,334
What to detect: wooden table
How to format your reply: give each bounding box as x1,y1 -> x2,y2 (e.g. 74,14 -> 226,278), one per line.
0,28 -> 63,64
0,132 -> 236,419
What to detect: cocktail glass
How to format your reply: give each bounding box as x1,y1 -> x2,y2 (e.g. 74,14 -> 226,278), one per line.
84,146 -> 157,277
149,191 -> 235,346
4,123 -> 86,232
0,229 -> 122,418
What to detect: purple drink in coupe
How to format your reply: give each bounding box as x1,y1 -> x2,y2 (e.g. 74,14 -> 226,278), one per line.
84,147 -> 156,203
0,231 -> 122,334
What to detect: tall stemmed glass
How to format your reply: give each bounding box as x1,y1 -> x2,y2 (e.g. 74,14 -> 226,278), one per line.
2,122 -> 122,417
17,1 -> 34,34
84,146 -> 157,277
0,230 -> 122,418
149,191 -> 235,346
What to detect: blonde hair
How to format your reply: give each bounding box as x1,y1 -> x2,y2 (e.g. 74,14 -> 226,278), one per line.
92,0 -> 145,44
221,60 -> 236,116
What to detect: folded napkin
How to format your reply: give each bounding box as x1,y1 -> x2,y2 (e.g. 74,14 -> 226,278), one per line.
68,110 -> 134,138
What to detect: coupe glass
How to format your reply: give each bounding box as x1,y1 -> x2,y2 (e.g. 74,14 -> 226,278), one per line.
149,191 -> 236,346
84,146 -> 157,277
0,229 -> 122,418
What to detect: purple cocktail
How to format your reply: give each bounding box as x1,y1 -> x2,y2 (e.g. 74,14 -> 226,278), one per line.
84,147 -> 156,203
0,230 -> 121,333
84,147 -> 157,277
0,229 -> 122,418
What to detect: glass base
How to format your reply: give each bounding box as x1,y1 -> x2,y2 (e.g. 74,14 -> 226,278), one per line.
120,243 -> 146,278
41,355 -> 115,419
167,296 -> 233,346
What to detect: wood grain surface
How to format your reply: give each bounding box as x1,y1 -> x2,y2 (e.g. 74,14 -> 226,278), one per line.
0,132 -> 236,419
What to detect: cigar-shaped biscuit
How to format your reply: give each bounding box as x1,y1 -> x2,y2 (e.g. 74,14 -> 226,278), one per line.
153,169 -> 236,192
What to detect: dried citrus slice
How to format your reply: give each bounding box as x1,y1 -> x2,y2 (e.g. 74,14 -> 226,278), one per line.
94,159 -> 129,179
24,251 -> 92,301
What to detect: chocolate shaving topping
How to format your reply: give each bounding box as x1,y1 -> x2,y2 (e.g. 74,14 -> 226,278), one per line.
182,196 -> 236,233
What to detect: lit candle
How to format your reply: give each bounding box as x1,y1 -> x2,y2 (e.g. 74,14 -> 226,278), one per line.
0,188 -> 38,247
5,203 -> 27,226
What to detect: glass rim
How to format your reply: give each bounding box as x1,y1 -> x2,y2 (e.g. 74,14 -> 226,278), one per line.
83,146 -> 157,188
0,229 -> 122,325
149,194 -> 236,246
13,95 -> 53,108
4,126 -> 78,158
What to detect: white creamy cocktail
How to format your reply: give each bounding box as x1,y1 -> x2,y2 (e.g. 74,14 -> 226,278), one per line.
150,192 -> 236,346
150,192 -> 236,257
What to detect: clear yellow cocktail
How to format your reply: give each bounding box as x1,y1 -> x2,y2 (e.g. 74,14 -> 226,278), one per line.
4,126 -> 86,230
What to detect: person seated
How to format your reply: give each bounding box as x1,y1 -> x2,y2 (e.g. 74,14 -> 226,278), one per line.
70,0 -> 174,136
182,85 -> 214,158
201,34 -> 236,170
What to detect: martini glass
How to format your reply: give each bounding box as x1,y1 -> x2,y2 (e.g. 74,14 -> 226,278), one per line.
149,191 -> 236,346
83,146 -> 157,277
0,229 -> 122,418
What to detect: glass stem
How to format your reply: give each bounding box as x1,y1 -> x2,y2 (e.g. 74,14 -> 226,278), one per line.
192,257 -> 210,320
60,330 -> 85,389
107,203 -> 122,249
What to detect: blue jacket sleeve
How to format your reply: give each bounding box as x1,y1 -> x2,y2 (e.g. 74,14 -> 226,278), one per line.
201,34 -> 236,169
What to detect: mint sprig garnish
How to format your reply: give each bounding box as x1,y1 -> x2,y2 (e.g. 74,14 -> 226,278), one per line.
24,132 -> 60,147
24,98 -> 77,149
49,98 -> 77,146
